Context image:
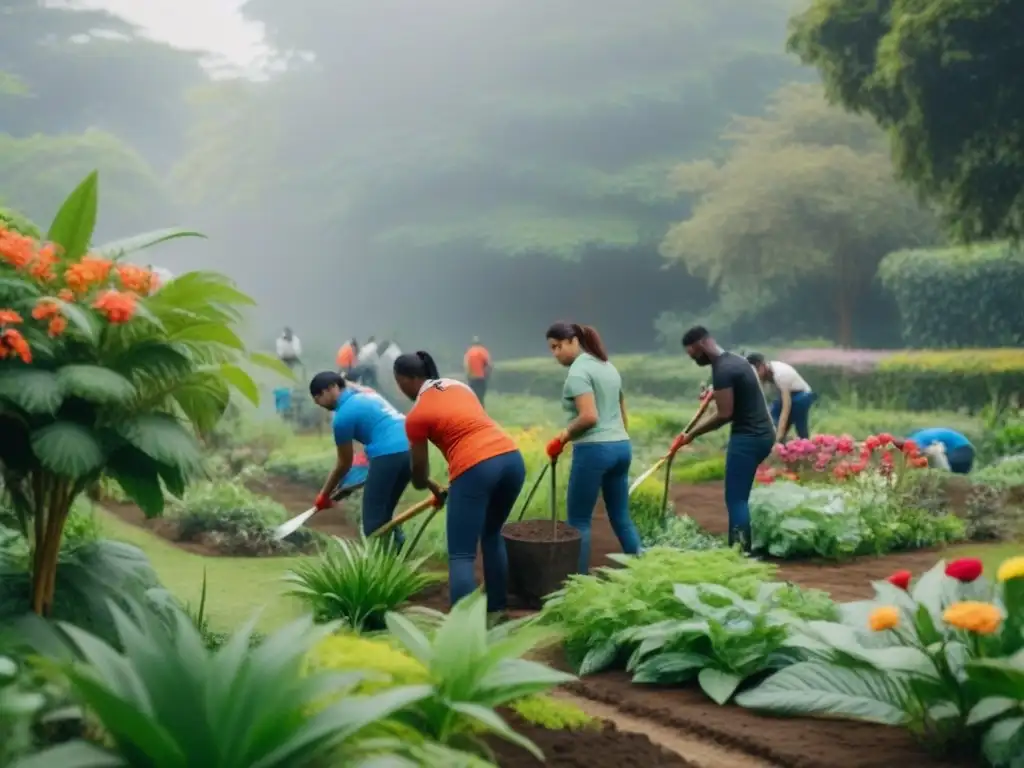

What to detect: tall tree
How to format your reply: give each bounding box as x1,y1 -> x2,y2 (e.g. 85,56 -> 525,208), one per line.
788,0 -> 1024,241
661,83 -> 938,347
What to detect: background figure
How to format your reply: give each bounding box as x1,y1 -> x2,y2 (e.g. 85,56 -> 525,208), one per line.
275,326 -> 303,371
336,337 -> 358,377
897,428 -> 975,474
355,335 -> 380,388
747,353 -> 817,440
464,336 -> 492,406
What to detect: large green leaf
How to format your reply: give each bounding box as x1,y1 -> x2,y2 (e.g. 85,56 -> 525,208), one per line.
116,414 -> 203,475
58,365 -> 136,405
105,447 -> 165,518
0,368 -> 63,414
170,323 -> 244,349
218,364 -> 260,405
170,373 -> 230,434
31,422 -> 105,479
46,171 -> 98,262
109,342 -> 192,383
698,668 -> 743,705
55,299 -> 99,343
735,661 -> 911,725
92,228 -> 205,260
249,352 -> 297,380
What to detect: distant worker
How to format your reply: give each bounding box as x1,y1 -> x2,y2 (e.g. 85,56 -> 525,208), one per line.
464,336 -> 492,406
379,339 -> 402,370
895,428 -> 975,474
393,350 -> 525,617
355,335 -> 380,388
336,338 -> 358,376
746,353 -> 817,441
276,327 -> 302,370
308,372 -> 411,546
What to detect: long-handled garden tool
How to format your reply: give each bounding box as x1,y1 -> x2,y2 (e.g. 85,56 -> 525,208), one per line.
272,480 -> 366,540
628,391 -> 715,496
513,463 -> 550,522
371,487 -> 448,539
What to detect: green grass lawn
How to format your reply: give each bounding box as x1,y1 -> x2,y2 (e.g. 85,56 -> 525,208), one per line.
95,508 -> 304,632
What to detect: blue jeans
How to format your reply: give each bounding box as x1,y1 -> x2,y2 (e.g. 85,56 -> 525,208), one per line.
361,451 -> 411,547
566,440 -> 641,574
947,445 -> 975,474
725,434 -> 774,550
447,450 -> 526,612
770,392 -> 817,439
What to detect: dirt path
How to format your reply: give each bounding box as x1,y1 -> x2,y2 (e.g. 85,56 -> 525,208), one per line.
551,691 -> 779,768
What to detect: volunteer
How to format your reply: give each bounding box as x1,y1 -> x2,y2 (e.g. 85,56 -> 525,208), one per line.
895,428 -> 975,474
336,338 -> 358,376
394,350 -> 525,614
276,327 -> 302,370
672,326 -> 775,552
355,335 -> 380,387
309,371 -> 411,546
746,353 -> 817,440
464,336 -> 492,406
544,321 -> 640,574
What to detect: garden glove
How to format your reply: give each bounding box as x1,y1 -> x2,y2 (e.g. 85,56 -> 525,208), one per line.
546,437 -> 565,459
314,492 -> 333,511
430,488 -> 448,509
669,432 -> 691,456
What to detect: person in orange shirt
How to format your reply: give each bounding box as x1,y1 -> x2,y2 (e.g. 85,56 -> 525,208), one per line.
394,349 -> 525,615
463,337 -> 492,406
336,338 -> 358,376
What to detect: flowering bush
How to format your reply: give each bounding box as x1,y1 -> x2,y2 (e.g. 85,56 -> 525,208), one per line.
0,172 -> 284,616
738,556 -> 1024,766
755,432 -> 929,486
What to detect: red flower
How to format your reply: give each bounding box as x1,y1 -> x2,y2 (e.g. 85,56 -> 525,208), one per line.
878,432 -> 894,446
945,558 -> 983,583
887,570 -> 912,590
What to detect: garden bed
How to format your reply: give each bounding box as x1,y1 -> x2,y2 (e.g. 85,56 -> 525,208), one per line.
557,665 -> 973,768
488,710 -> 695,767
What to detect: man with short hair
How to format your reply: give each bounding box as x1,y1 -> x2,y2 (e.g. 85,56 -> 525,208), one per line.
746,353 -> 816,441
669,326 -> 775,551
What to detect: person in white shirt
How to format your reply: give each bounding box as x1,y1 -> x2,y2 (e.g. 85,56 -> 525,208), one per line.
746,353 -> 816,441
354,335 -> 380,387
276,327 -> 303,370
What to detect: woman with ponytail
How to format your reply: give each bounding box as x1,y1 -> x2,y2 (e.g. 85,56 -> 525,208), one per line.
545,322 -> 640,573
393,350 -> 526,618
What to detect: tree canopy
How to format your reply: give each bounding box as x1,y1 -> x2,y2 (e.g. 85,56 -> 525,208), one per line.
788,0 -> 1024,241
661,83 -> 938,346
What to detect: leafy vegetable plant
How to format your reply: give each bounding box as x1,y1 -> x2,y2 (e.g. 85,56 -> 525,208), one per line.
617,582 -> 799,704
283,535 -> 444,631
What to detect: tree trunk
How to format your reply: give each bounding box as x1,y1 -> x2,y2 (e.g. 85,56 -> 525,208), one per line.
30,482 -> 71,617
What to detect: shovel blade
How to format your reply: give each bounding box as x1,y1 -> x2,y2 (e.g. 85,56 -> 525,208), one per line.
273,507 -> 317,540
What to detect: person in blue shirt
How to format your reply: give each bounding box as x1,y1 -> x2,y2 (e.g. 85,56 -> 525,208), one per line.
898,427 -> 975,474
309,371 -> 411,545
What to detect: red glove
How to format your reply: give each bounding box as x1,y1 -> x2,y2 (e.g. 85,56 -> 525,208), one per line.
669,433 -> 691,456
430,489 -> 449,509
546,437 -> 565,459
314,492 -> 333,511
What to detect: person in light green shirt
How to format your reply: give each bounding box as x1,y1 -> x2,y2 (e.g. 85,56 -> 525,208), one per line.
545,321 -> 640,574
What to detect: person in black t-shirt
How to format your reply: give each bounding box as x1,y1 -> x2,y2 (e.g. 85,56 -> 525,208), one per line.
669,326 -> 775,551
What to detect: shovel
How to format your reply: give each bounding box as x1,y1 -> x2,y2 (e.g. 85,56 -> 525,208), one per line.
628,391 -> 715,496
273,480 -> 365,540
371,489 -> 447,538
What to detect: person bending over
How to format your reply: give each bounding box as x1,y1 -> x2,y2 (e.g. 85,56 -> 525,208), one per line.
671,327 -> 775,551
309,372 -> 411,546
895,427 -> 975,474
545,321 -> 641,574
394,350 -> 526,616
746,353 -> 817,441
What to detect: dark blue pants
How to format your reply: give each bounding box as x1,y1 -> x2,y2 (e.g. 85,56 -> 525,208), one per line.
947,445 -> 975,474
725,434 -> 775,550
770,391 -> 817,439
566,440 -> 641,574
361,451 -> 411,547
447,450 -> 526,612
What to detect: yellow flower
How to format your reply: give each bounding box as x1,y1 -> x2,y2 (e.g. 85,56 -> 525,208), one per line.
996,556 -> 1024,583
868,606 -> 900,631
942,601 -> 1003,635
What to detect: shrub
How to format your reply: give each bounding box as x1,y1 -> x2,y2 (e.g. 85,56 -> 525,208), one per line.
672,455 -> 726,483
166,480 -> 319,555
283,536 -> 444,631
879,243 -> 1024,349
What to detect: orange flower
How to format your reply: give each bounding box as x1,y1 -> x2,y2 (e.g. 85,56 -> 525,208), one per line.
92,290 -> 137,324
0,309 -> 23,325
47,315 -> 67,337
0,228 -> 36,269
868,606 -> 900,631
57,289 -> 74,302
0,328 -> 31,363
31,299 -> 61,321
64,256 -> 113,294
28,243 -> 58,281
115,264 -> 155,294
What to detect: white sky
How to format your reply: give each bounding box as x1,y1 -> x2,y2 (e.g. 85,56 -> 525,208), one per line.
66,0 -> 270,72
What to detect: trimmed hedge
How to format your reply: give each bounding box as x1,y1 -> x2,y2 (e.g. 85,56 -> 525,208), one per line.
492,350 -> 1024,413
879,243 -> 1024,348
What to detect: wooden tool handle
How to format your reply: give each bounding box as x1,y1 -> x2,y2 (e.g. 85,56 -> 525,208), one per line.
371,492 -> 444,537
